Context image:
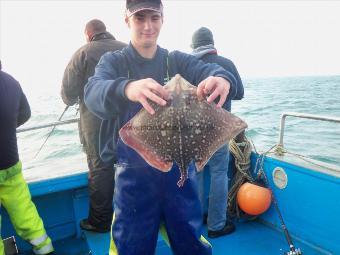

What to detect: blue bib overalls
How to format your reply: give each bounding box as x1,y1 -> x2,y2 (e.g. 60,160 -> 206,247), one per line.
109,102 -> 212,255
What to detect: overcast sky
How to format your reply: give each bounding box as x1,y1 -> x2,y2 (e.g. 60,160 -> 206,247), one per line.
1,0 -> 340,95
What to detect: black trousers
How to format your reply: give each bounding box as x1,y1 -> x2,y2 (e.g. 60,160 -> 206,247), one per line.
86,152 -> 115,230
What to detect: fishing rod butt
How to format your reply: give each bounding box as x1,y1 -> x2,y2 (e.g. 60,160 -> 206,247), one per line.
284,247 -> 302,255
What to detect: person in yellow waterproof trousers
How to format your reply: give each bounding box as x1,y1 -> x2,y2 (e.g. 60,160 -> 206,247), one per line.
0,61 -> 54,255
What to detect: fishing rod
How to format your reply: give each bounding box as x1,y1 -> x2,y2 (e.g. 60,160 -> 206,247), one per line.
33,105 -> 70,158
256,154 -> 302,255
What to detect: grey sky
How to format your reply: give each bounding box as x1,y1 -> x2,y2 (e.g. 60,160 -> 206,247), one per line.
1,1 -> 340,95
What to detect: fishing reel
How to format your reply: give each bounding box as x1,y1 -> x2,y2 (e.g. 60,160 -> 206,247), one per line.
284,247 -> 302,255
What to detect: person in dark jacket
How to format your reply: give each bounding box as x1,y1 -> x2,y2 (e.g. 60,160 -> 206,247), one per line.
84,1 -> 238,254
0,61 -> 55,255
191,27 -> 244,238
61,19 -> 127,233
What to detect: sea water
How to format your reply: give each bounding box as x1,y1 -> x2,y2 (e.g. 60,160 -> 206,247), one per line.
17,75 -> 340,175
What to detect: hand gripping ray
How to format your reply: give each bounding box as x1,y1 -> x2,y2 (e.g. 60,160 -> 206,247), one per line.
119,74 -> 247,186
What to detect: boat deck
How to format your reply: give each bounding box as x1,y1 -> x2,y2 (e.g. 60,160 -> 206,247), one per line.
47,220 -> 327,255
5,152 -> 338,255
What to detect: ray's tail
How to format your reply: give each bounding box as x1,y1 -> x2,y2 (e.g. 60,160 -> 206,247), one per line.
177,164 -> 188,187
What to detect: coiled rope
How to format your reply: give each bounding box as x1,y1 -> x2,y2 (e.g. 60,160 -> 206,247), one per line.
227,131 -> 254,219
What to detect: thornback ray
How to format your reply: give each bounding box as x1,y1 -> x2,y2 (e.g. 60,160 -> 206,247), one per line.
119,74 -> 247,187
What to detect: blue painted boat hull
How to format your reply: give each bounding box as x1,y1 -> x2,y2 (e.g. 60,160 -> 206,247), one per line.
2,153 -> 339,254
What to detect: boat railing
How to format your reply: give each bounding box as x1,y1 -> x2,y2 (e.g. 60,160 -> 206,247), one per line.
17,118 -> 79,133
275,112 -> 340,156
17,112 -> 340,159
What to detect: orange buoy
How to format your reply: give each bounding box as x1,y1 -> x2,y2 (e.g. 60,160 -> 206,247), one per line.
237,182 -> 272,215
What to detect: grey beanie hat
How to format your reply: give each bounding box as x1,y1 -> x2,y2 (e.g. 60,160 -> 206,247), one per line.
191,27 -> 214,49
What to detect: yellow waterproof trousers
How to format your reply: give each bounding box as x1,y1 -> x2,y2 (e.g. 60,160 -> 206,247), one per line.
0,161 -> 54,255
0,214 -> 3,255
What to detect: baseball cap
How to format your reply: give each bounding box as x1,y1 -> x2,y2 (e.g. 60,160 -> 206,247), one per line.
126,0 -> 163,17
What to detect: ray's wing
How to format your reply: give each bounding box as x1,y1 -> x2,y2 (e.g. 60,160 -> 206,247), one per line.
192,102 -> 247,171
120,74 -> 193,172
119,102 -> 175,172
164,78 -> 247,173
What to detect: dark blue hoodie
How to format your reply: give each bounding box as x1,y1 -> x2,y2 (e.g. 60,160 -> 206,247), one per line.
84,43 -> 237,164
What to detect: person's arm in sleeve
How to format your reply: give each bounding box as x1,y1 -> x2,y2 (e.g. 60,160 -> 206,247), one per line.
84,52 -> 132,120
17,87 -> 31,127
61,49 -> 86,106
173,51 -> 237,102
230,61 -> 244,100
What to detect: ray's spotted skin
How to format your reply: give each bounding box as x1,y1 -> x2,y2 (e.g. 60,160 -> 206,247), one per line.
119,74 -> 247,186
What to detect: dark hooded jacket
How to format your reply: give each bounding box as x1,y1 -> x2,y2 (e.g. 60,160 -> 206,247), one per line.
191,27 -> 244,111
0,70 -> 31,170
192,49 -> 244,111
